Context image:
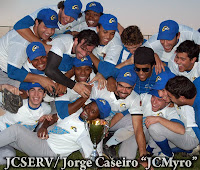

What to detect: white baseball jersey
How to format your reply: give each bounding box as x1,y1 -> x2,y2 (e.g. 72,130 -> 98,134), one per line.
0,28 -> 33,72
0,98 -> 51,131
49,34 -> 75,58
28,5 -> 85,35
143,24 -> 200,62
140,93 -> 180,123
90,82 -> 142,117
92,33 -> 123,65
47,109 -> 102,158
174,104 -> 197,138
168,56 -> 200,82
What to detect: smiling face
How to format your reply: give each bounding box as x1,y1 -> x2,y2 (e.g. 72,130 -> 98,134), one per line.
97,25 -> 115,45
151,95 -> 168,112
73,39 -> 96,59
74,66 -> 92,82
174,52 -> 196,72
134,64 -> 153,81
28,55 -> 47,71
27,87 -> 45,108
85,10 -> 101,27
115,82 -> 133,99
35,21 -> 55,40
80,102 -> 100,120
160,34 -> 179,53
58,8 -> 75,25
158,89 -> 171,103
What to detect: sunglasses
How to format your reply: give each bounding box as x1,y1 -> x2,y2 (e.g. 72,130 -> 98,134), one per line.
134,67 -> 150,73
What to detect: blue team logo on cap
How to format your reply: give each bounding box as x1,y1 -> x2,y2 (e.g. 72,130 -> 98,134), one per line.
162,26 -> 170,32
50,15 -> 56,21
32,45 -> 39,52
109,18 -> 116,24
72,5 -> 79,10
124,72 -> 132,77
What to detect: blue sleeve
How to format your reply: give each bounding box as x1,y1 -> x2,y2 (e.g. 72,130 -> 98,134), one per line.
170,119 -> 185,127
98,61 -> 116,79
192,127 -> 200,143
14,15 -> 35,30
55,101 -> 70,119
121,109 -> 129,116
7,64 -> 28,82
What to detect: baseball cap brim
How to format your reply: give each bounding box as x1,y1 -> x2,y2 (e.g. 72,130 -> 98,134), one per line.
149,89 -> 161,98
29,51 -> 46,61
157,33 -> 176,40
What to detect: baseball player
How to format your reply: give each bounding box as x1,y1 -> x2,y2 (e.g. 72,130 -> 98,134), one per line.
13,0 -> 83,52
90,68 -> 148,164
0,82 -> 51,164
168,40 -> 200,82
0,8 -> 58,91
89,14 -> 123,79
165,76 -> 200,145
0,98 -> 111,159
55,55 -> 96,119
143,20 -> 200,63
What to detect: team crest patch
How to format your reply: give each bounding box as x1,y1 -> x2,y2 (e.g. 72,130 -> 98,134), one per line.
124,72 -> 131,77
66,26 -> 72,30
109,18 -> 116,24
192,77 -> 196,81
72,5 -> 79,10
50,15 -> 56,20
71,126 -> 77,132
120,103 -> 126,108
156,76 -> 161,82
156,112 -> 163,117
32,45 -> 39,52
162,26 -> 170,32
89,3 -> 96,7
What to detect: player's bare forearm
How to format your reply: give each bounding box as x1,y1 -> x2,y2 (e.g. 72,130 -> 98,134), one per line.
132,115 -> 146,156
89,53 -> 100,70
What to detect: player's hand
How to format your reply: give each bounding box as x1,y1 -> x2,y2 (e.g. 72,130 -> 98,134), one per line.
145,116 -> 159,128
1,84 -> 22,95
154,53 -> 165,75
89,72 -> 107,90
73,82 -> 92,98
37,127 -> 49,139
55,83 -> 67,95
39,76 -> 56,94
107,77 -> 117,92
39,115 -> 53,123
125,54 -> 134,65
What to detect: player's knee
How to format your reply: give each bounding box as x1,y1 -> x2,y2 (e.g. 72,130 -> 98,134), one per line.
148,123 -> 163,137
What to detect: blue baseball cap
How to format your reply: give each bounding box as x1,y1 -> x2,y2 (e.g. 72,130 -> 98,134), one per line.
149,70 -> 175,97
116,68 -> 137,86
27,82 -> 44,91
85,1 -> 103,14
26,42 -> 46,61
64,0 -> 82,20
91,98 -> 111,119
37,8 -> 59,28
99,14 -> 118,31
73,55 -> 93,68
157,20 -> 179,40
